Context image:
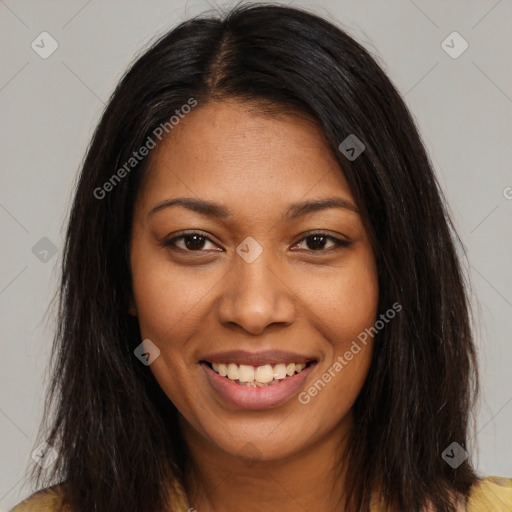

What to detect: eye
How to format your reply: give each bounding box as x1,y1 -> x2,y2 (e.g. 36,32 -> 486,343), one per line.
161,231 -> 221,252
161,230 -> 352,254
291,232 -> 352,252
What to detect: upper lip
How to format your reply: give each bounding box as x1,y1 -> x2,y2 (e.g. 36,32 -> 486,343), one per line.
200,350 -> 317,366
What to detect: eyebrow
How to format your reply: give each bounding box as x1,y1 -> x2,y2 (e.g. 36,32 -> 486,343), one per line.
147,196 -> 360,221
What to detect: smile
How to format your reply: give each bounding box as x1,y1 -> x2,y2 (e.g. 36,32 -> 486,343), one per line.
207,361 -> 311,387
201,360 -> 317,410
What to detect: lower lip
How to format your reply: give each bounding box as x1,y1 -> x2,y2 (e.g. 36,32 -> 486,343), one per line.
201,362 -> 316,410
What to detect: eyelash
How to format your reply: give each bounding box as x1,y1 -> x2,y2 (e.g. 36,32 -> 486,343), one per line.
161,230 -> 352,255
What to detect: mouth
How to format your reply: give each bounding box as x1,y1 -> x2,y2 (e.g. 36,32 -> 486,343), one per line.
200,358 -> 318,410
202,360 -> 314,387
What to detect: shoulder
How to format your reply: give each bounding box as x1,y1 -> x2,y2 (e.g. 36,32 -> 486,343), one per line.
369,476 -> 512,511
467,476 -> 512,511
9,476 -> 512,511
8,484 -> 67,512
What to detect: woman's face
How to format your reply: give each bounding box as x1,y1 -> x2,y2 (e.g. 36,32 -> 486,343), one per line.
129,99 -> 378,463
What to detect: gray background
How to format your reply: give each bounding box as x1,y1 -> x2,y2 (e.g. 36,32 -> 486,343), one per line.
1,0 -> 511,508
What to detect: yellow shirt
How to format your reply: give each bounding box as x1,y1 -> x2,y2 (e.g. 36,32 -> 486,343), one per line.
9,476 -> 512,511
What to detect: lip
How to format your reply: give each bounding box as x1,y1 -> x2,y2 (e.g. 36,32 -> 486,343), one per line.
201,361 -> 317,410
200,349 -> 316,366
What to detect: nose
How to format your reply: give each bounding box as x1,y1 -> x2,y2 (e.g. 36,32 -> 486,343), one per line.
215,248 -> 297,335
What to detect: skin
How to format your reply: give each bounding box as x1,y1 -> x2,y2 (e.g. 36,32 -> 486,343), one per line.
129,98 -> 379,512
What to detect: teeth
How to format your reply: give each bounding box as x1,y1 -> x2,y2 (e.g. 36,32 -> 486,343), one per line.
273,363 -> 287,380
286,363 -> 296,376
238,364 -> 255,383
255,364 -> 274,383
227,363 -> 239,380
209,361 -> 310,384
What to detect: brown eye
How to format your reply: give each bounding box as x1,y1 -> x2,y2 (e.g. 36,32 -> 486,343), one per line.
305,235 -> 330,250
181,234 -> 207,250
162,231 -> 220,252
292,233 -> 352,252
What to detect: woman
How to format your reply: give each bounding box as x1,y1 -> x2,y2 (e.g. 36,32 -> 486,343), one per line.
10,3 -> 511,511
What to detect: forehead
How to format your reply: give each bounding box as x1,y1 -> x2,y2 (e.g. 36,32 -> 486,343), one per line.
136,99 -> 353,213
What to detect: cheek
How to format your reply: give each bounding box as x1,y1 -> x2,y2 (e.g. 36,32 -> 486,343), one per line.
130,260 -> 199,413
335,263 -> 379,343
299,254 -> 378,404
129,239 -> 218,413
306,255 -> 379,352
130,237 -> 209,343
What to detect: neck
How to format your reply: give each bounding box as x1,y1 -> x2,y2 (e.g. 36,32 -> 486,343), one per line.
181,413 -> 353,512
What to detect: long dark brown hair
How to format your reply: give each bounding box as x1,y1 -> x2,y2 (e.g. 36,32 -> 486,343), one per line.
27,3 -> 479,511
